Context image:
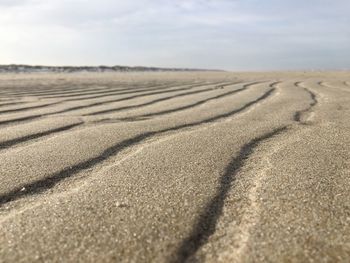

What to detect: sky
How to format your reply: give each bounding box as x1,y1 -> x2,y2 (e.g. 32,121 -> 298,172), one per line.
0,0 -> 349,70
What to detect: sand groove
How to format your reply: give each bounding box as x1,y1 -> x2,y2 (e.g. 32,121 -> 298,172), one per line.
114,81 -> 266,121
0,86 -> 275,206
320,81 -> 350,93
0,102 -> 62,115
0,101 -> 29,108
85,81 -> 253,116
294,82 -> 319,123
0,82 -> 223,126
172,127 -> 288,262
0,122 -> 83,150
48,82 -> 230,113
57,82 -> 191,101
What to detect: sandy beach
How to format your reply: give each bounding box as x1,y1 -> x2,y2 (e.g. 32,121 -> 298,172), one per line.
0,71 -> 349,262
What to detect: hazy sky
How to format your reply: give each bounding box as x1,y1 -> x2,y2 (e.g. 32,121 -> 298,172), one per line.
1,0 -> 349,70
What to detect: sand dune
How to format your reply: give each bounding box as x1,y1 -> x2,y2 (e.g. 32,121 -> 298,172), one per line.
0,72 -> 349,262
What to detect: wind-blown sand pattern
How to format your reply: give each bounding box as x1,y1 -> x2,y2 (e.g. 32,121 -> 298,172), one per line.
0,72 -> 349,262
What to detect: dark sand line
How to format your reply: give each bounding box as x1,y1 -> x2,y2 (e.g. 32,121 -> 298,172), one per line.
0,87 -> 276,207
171,126 -> 288,263
0,83 -> 196,115
85,81 -> 247,116
0,81 -> 148,96
0,83 -> 200,114
59,81 -> 205,102
0,115 -> 43,127
294,82 -> 318,123
40,82 -> 184,99
52,83 -> 229,113
319,81 -> 350,93
6,82 -> 153,97
0,102 -> 62,115
0,123 -> 83,150
0,83 -> 224,127
115,81 -> 269,121
0,101 -> 30,108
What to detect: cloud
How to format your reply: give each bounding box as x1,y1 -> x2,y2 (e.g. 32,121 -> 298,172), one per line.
0,0 -> 32,7
0,0 -> 349,70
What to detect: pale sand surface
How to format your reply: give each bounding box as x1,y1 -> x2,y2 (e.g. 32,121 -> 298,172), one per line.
0,72 -> 349,262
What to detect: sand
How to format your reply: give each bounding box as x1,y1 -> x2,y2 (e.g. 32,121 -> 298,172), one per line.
0,71 -> 349,262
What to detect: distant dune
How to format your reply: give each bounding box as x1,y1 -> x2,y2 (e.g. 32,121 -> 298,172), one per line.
0,64 -> 222,73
